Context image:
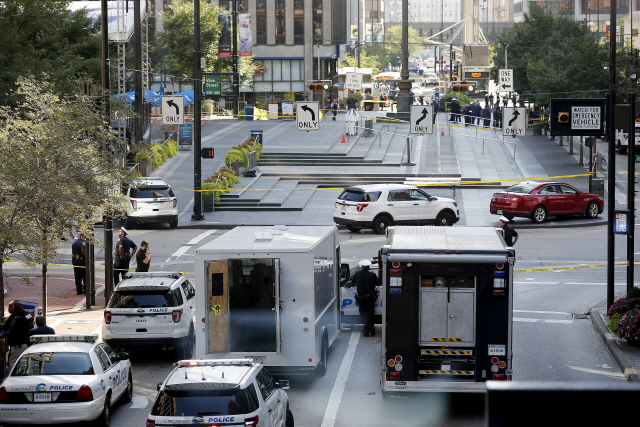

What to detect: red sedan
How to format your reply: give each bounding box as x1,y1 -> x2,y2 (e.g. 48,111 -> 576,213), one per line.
490,181 -> 604,223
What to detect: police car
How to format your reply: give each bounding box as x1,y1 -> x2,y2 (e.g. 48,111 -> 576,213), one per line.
103,272 -> 196,358
0,334 -> 132,426
340,260 -> 383,324
146,359 -> 293,427
123,177 -> 178,228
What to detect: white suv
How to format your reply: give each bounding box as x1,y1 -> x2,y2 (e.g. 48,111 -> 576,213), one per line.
147,359 -> 293,427
616,123 -> 640,154
333,184 -> 459,234
103,272 -> 196,359
123,177 -> 178,228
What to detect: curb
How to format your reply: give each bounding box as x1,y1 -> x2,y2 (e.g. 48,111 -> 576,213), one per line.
590,308 -> 640,382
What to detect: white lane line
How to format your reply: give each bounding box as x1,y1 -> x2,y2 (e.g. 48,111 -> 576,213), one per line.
130,395 -> 149,409
49,319 -> 65,329
165,230 -> 217,262
514,317 -> 573,324
514,282 -> 559,284
514,310 -> 571,315
320,330 -> 361,427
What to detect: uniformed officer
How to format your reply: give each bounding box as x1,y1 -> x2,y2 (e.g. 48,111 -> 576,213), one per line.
114,227 -> 137,286
2,301 -> 34,372
71,234 -> 86,295
353,259 -> 379,337
499,216 -> 519,246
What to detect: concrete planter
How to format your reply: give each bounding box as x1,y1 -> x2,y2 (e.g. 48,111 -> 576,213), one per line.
139,159 -> 150,177
230,161 -> 245,176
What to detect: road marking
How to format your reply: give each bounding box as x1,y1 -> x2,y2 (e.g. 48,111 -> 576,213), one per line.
566,365 -> 626,379
49,319 -> 65,329
130,395 -> 149,409
165,230 -> 217,262
320,330 -> 360,427
340,237 -> 387,245
514,310 -> 571,316
514,317 -> 573,324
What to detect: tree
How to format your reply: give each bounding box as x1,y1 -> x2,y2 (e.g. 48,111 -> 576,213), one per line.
365,25 -> 424,69
340,53 -> 381,76
159,0 -> 255,86
0,0 -> 102,106
0,76 -> 131,317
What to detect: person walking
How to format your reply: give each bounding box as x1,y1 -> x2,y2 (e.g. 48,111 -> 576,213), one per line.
489,93 -> 494,108
473,102 -> 482,126
499,216 -> 519,247
330,99 -> 338,121
1,301 -> 33,373
71,234 -> 86,295
379,95 -> 385,110
482,104 -> 492,128
353,259 -> 379,337
136,240 -> 151,272
494,105 -> 502,129
431,98 -> 439,124
114,227 -> 137,286
27,316 -> 55,345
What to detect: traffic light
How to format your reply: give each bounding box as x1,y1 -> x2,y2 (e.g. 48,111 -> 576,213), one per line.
451,76 -> 458,82
558,112 -> 570,123
466,84 -> 475,93
201,148 -> 215,159
453,63 -> 459,76
453,84 -> 469,92
308,82 -> 330,90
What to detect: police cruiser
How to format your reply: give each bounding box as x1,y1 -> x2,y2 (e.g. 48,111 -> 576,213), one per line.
147,359 -> 293,427
0,334 -> 132,426
103,272 -> 196,358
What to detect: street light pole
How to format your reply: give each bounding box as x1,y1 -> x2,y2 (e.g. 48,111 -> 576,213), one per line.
395,0 -> 412,113
607,0 -> 617,310
192,0 -> 204,221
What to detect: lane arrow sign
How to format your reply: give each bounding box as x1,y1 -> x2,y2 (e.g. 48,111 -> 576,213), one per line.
166,99 -> 180,114
415,108 -> 428,125
301,105 -> 315,121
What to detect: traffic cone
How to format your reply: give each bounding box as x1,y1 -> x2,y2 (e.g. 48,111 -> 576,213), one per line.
441,129 -> 444,136
341,134 -> 345,143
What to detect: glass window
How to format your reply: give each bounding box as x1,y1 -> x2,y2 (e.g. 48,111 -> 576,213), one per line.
109,289 -> 179,308
183,280 -> 196,300
272,60 -> 282,81
130,186 -> 174,199
275,0 -> 286,44
282,60 -> 291,80
388,190 -> 411,201
172,287 -> 184,306
337,189 -> 381,202
294,0 -> 304,45
151,385 -> 260,416
409,189 -> 430,201
539,185 -> 559,195
559,185 -> 578,194
13,352 -> 94,376
291,60 -> 301,81
312,0 -> 323,42
255,369 -> 276,401
262,60 -> 272,81
256,0 -> 267,45
100,343 -> 120,365
254,60 -> 263,82
94,347 -> 112,372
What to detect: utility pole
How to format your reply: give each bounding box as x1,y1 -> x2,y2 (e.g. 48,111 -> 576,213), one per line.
395,0 -> 412,113
358,0 -> 361,68
134,0 -> 143,145
232,0 -> 239,116
628,93 -> 636,293
607,0 -> 617,310
192,0 -> 204,221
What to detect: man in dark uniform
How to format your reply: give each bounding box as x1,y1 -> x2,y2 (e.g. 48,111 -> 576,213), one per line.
114,227 -> 137,286
1,301 -> 33,372
499,216 -> 519,246
353,259 -> 379,337
136,240 -> 151,272
71,234 -> 86,295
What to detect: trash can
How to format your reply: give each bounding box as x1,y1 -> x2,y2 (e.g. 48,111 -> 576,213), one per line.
244,104 -> 254,121
590,178 -> 605,199
18,300 -> 42,317
363,119 -> 375,137
250,130 -> 263,146
532,123 -> 542,135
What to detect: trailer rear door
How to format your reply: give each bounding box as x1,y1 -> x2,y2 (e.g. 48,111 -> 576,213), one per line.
419,287 -> 475,345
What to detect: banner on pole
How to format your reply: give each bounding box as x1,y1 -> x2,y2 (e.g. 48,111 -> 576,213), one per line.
239,13 -> 252,56
218,14 -> 232,57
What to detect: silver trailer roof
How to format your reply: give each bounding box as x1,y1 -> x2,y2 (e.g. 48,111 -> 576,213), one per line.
196,226 -> 336,253
387,226 -> 508,252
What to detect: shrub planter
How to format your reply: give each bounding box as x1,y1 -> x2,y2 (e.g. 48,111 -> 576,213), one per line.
139,159 -> 150,177
202,195 -> 214,212
230,161 -> 245,176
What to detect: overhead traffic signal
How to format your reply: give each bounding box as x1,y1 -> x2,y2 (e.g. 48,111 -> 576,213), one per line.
558,112 -> 570,123
308,82 -> 330,90
452,84 -> 475,93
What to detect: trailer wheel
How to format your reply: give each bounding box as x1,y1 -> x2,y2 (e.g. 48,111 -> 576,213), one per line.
285,408 -> 294,427
315,333 -> 328,377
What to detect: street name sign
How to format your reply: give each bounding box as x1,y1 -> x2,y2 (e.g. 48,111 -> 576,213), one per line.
296,101 -> 320,131
162,96 -> 184,125
205,75 -> 221,96
502,107 -> 527,137
345,72 -> 363,90
499,69 -> 513,92
410,105 -> 434,135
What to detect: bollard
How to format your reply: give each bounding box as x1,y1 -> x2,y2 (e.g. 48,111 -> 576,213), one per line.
402,137 -> 416,166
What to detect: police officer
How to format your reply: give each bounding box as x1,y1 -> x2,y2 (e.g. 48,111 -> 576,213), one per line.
71,234 -> 86,295
353,259 -> 379,337
499,216 -> 519,246
114,227 -> 137,286
2,301 -> 33,372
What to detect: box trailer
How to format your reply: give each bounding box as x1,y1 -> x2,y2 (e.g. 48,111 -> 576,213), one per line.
380,226 -> 514,396
194,226 -> 341,375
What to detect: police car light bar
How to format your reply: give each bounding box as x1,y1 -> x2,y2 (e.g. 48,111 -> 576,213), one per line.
178,359 -> 254,367
30,334 -> 98,344
124,272 -> 181,279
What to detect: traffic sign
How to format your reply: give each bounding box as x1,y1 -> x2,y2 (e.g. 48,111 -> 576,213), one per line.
410,105 -> 434,135
502,107 -> 527,137
205,75 -> 221,96
162,96 -> 184,125
345,72 -> 363,90
296,102 -> 320,131
635,155 -> 640,163
499,69 -> 513,92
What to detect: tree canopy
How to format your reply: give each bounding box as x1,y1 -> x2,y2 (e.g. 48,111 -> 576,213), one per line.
339,52 -> 381,76
362,25 -> 424,70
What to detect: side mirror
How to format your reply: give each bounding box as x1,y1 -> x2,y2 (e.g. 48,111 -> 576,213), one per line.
157,383 -> 163,391
119,352 -> 129,361
276,380 -> 290,390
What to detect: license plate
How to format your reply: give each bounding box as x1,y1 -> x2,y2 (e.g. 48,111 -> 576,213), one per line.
497,210 -> 503,214
341,205 -> 347,211
34,392 -> 51,403
488,345 -> 506,356
441,364 -> 451,371
135,317 -> 149,324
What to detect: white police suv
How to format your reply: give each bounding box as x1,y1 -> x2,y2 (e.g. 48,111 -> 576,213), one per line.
0,334 -> 132,426
147,359 -> 293,427
103,272 -> 196,359
123,177 -> 178,228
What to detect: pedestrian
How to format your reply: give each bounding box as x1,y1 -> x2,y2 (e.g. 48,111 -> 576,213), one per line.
27,316 -> 55,345
365,93 -> 372,111
499,216 -> 519,247
503,96 -> 508,108
71,234 -> 86,295
353,259 -> 379,337
1,302 -> 16,335
473,102 -> 482,126
379,95 -> 385,111
463,103 -> 471,126
330,99 -> 338,121
482,104 -> 492,127
419,95 -> 424,105
484,93 -> 489,106
1,301 -> 34,373
431,98 -> 439,123
136,240 -> 151,272
114,227 -> 137,286
489,93 -> 494,107
494,106 -> 502,129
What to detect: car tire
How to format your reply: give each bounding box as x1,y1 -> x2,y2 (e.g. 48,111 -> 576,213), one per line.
120,373 -> 133,404
315,332 -> 328,377
169,219 -> 178,229
178,329 -> 194,359
585,201 -> 600,219
435,212 -> 454,226
346,225 -> 361,233
504,214 -> 514,220
531,205 -> 547,223
286,408 -> 295,427
372,215 -> 393,234
98,393 -> 111,427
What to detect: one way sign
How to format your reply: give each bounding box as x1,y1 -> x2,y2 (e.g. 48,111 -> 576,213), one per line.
162,96 -> 184,125
410,105 -> 434,135
296,101 -> 320,131
499,69 -> 513,92
502,107 -> 527,137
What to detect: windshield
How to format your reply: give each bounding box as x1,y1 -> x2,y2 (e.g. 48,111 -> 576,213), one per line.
109,289 -> 179,308
151,386 -> 260,417
130,186 -> 174,199
13,352 -> 94,376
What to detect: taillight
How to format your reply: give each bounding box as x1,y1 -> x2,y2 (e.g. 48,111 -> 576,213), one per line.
245,415 -> 259,426
0,386 -> 9,402
173,199 -> 177,208
356,203 -> 369,212
389,372 -> 400,379
146,419 -> 156,427
395,355 -> 403,363
625,134 -> 629,139
130,199 -> 137,209
75,385 -> 94,401
493,374 -> 507,380
104,311 -> 112,324
491,357 -> 499,364
172,309 -> 183,323
510,196 -> 522,202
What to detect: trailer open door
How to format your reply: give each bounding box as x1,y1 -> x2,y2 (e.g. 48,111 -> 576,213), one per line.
207,261 -> 229,353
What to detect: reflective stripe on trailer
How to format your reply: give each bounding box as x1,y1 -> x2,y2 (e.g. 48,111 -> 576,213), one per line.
431,338 -> 463,342
419,370 -> 474,375
421,350 -> 473,355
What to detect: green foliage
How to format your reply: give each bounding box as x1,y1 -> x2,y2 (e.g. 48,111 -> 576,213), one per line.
203,167 -> 240,204
135,147 -> 152,163
237,110 -> 245,120
166,140 -> 179,157
202,99 -> 215,113
628,286 -> 640,300
283,92 -> 296,102
160,143 -> 173,159
150,145 -> 166,167
359,25 -> 423,71
440,91 -> 474,106
607,312 -> 622,336
225,149 -> 244,167
339,52 -> 381,76
346,93 -> 364,105
617,308 -> 640,345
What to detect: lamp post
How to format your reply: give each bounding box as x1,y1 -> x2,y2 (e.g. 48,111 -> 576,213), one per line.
395,0 -> 413,113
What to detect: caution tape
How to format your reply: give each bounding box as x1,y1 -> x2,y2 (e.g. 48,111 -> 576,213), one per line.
513,261 -> 633,273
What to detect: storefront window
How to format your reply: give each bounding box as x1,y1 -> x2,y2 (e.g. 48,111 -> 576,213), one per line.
256,0 -> 267,45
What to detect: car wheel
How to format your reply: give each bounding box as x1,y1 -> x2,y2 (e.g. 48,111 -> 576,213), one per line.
585,201 -> 600,219
315,333 -> 328,377
286,408 -> 295,427
169,219 -> 178,228
98,394 -> 111,427
531,205 -> 547,223
346,225 -> 361,233
121,373 -> 133,404
178,329 -> 194,359
435,212 -> 454,226
372,215 -> 393,234
504,214 -> 514,220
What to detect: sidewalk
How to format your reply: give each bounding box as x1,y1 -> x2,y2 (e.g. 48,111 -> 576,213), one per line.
591,308 -> 640,382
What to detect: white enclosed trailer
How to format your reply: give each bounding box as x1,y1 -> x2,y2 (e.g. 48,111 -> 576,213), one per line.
194,226 -> 341,375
